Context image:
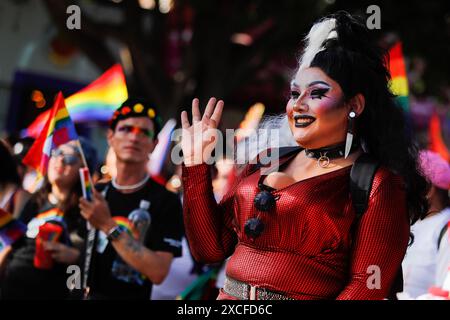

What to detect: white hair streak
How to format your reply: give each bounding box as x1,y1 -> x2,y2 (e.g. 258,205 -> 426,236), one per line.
235,114 -> 297,166
234,19 -> 339,166
299,18 -> 337,70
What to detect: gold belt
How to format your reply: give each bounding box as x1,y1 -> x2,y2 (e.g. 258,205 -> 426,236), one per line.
223,276 -> 294,300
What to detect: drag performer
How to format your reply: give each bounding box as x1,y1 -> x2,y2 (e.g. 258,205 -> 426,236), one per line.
180,12 -> 428,300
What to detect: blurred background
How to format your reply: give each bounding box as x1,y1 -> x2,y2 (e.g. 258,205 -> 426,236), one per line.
0,0 -> 449,175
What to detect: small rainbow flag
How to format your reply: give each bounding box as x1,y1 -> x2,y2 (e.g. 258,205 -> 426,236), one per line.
388,42 -> 409,112
23,92 -> 79,176
79,167 -> 93,201
23,64 -> 128,138
0,209 -> 26,250
429,112 -> 450,162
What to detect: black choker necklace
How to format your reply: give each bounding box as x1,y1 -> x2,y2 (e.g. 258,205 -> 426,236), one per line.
305,141 -> 359,168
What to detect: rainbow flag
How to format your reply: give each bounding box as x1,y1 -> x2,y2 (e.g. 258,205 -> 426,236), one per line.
23,92 -> 79,176
429,112 -> 450,162
0,209 -> 26,250
79,167 -> 93,201
23,64 -> 128,138
388,42 -> 409,111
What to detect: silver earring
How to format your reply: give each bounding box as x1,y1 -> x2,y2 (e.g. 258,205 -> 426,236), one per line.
344,111 -> 356,159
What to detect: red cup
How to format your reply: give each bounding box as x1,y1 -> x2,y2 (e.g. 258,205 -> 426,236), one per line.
33,222 -> 63,269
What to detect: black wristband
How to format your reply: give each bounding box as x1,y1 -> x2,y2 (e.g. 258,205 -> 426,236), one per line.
106,225 -> 126,241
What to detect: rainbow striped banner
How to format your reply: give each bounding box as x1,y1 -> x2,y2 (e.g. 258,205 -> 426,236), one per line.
0,209 -> 27,250
112,216 -> 136,238
35,208 -> 64,221
23,92 -> 79,176
25,208 -> 65,239
24,64 -> 128,138
388,42 -> 409,111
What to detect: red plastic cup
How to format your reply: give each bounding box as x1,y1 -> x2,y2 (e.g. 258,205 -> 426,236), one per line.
33,222 -> 63,269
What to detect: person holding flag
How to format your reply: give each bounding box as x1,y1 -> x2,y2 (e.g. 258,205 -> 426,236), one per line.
78,98 -> 183,300
0,93 -> 97,299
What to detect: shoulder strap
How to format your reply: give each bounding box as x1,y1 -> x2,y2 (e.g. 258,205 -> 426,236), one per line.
350,153 -> 380,218
349,153 -> 403,299
437,222 -> 449,250
247,146 -> 303,176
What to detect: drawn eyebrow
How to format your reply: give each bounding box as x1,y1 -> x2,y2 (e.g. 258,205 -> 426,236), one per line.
307,81 -> 330,88
290,80 -> 330,88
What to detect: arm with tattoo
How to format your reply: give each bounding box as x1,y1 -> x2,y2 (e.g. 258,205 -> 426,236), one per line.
109,229 -> 173,284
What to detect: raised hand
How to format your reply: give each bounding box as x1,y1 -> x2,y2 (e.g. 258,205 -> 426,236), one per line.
180,97 -> 224,166
44,242 -> 80,264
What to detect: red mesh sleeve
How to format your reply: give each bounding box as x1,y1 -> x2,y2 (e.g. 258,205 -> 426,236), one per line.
336,169 -> 410,300
182,163 -> 254,263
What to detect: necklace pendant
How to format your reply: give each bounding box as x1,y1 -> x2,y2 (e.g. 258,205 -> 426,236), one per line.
317,155 -> 330,168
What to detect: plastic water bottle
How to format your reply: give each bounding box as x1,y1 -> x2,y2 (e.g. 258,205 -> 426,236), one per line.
128,200 -> 151,243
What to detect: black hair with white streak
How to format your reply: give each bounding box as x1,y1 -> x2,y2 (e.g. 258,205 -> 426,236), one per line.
243,11 -> 428,225
303,11 -> 428,224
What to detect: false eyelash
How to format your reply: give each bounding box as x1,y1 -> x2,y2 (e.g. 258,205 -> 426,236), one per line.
310,88 -> 329,99
290,91 -> 300,99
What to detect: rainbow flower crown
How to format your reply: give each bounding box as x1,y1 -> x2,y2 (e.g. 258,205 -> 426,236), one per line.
109,100 -> 163,134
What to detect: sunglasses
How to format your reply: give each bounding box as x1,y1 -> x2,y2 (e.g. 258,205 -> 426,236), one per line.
50,148 -> 80,166
116,125 -> 155,139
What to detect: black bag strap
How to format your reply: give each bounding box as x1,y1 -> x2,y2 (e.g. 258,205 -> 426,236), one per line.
437,222 -> 449,250
350,153 -> 404,299
245,149 -> 402,298
350,153 -> 380,218
247,146 -> 303,175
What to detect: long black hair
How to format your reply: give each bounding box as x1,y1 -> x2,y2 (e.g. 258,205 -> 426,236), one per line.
309,11 -> 428,224
32,146 -> 84,228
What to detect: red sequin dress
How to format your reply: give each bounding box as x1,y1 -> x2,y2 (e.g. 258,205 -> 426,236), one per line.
182,153 -> 410,300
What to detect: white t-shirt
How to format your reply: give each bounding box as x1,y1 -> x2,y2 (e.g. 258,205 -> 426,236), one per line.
436,227 -> 450,288
402,207 -> 450,298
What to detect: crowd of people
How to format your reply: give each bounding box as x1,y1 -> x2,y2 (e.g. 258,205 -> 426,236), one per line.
0,11 -> 449,300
